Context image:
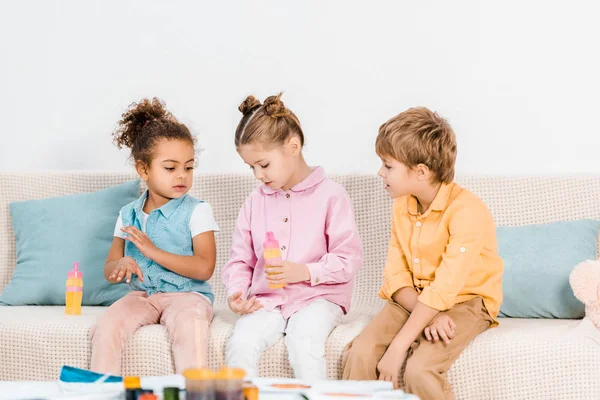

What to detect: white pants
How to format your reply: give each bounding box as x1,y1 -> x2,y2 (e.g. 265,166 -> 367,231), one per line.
226,299 -> 343,381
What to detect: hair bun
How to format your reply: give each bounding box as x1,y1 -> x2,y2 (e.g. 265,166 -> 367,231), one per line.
263,93 -> 287,118
113,97 -> 171,149
239,96 -> 262,115
125,98 -> 168,128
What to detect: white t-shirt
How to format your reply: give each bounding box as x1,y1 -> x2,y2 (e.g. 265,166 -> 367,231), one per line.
114,202 -> 219,303
114,202 -> 220,239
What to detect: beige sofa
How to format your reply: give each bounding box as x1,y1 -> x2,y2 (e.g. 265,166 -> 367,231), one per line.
1,173 -> 600,399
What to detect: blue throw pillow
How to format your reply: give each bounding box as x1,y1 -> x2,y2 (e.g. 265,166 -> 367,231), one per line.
0,180 -> 140,306
498,219 -> 600,319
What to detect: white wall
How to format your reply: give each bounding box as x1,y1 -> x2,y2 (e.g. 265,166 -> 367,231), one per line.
1,0 -> 598,175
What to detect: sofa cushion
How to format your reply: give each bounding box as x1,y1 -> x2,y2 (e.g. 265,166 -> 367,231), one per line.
497,219 -> 600,319
0,305 -> 372,380
0,180 -> 139,306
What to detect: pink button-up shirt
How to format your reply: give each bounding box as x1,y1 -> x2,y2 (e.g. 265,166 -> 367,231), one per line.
221,167 -> 364,319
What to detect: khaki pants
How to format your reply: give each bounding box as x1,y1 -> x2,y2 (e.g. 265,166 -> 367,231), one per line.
342,297 -> 493,400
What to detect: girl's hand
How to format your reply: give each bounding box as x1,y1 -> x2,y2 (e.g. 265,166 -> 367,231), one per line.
424,313 -> 456,345
228,292 -> 263,315
110,256 -> 143,284
265,260 -> 310,285
121,226 -> 158,259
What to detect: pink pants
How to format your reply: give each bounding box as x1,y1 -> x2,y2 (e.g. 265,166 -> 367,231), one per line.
90,291 -> 213,374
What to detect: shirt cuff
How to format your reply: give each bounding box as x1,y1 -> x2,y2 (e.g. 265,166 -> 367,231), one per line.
378,274 -> 414,301
227,286 -> 250,300
306,262 -> 325,286
418,286 -> 454,311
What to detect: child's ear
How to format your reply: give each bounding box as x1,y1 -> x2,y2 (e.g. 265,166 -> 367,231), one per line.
286,136 -> 302,156
415,163 -> 431,181
135,161 -> 149,181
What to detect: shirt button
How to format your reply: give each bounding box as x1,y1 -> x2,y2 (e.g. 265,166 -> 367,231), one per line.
460,247 -> 466,253
283,217 -> 288,223
414,258 -> 419,264
315,277 -> 320,283
416,222 -> 422,227
286,194 -> 291,198
282,296 -> 286,302
281,245 -> 286,250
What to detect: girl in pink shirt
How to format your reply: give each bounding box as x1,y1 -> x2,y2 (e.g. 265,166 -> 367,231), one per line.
222,93 -> 364,380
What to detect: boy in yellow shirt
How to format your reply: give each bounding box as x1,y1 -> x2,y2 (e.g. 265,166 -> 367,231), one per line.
342,107 -> 503,400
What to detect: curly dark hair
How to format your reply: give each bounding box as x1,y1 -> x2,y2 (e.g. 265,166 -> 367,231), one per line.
113,97 -> 195,165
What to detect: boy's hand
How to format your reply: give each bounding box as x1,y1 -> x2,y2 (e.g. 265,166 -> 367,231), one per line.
110,256 -> 143,284
265,260 -> 310,285
377,346 -> 406,390
424,313 -> 456,345
228,292 -> 263,315
121,226 -> 158,259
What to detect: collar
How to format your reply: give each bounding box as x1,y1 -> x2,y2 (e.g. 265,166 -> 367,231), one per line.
133,190 -> 187,219
407,182 -> 453,217
260,166 -> 327,195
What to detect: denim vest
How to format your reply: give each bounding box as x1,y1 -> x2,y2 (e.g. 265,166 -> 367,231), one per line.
120,191 -> 214,302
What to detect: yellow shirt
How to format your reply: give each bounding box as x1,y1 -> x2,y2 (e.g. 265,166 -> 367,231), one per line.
378,182 -> 503,320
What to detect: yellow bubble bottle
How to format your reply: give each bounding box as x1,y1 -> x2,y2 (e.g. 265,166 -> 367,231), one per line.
263,232 -> 285,289
65,262 -> 83,315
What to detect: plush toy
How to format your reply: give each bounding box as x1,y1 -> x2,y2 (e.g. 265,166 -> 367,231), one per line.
570,259 -> 600,330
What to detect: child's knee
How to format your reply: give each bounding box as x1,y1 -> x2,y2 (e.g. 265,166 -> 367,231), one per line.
180,304 -> 213,325
193,300 -> 214,322
286,332 -> 323,361
165,309 -> 212,343
226,329 -> 267,367
227,328 -> 262,351
93,314 -> 122,335
344,335 -> 379,366
90,317 -> 127,347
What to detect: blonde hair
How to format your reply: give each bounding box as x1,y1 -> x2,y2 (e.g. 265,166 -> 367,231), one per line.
376,107 -> 457,184
235,93 -> 304,148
